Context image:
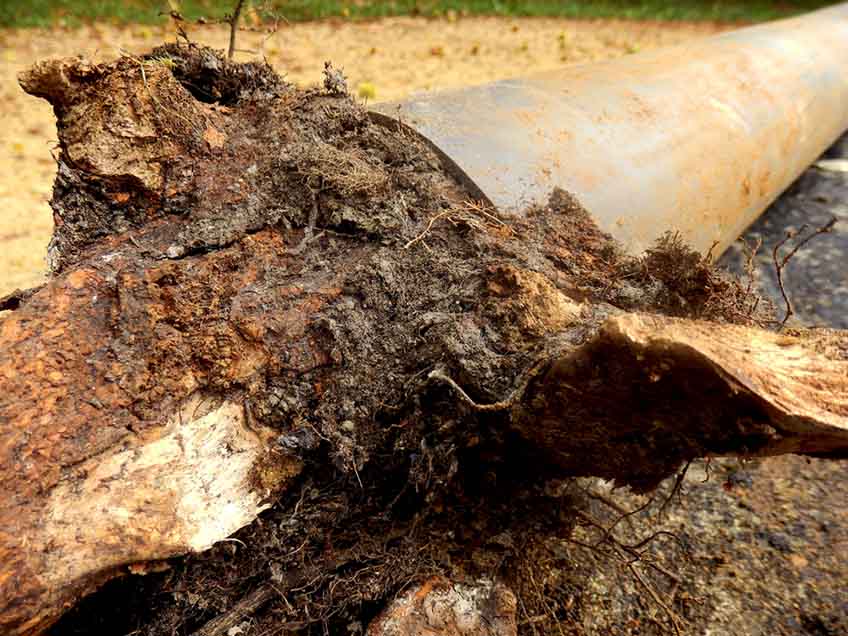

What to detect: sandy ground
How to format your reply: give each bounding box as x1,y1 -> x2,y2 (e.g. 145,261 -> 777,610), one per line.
0,16 -> 726,295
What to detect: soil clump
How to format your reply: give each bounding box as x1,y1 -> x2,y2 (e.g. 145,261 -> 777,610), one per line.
9,43 -> 802,636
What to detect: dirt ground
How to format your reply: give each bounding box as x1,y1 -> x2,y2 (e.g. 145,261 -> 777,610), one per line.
0,16 -> 727,295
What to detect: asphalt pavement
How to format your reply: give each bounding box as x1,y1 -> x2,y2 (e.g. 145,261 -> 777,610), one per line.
721,133 -> 848,328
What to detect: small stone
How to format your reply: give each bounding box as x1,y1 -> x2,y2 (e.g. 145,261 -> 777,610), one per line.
766,531 -> 792,553
367,577 -> 517,636
276,428 -> 318,451
166,244 -> 185,259
726,470 -> 753,489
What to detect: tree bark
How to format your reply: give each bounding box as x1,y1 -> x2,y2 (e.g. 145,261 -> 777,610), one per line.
2,45 -> 847,635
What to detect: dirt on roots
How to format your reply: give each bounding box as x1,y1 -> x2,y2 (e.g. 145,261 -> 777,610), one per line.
9,43 -> 809,636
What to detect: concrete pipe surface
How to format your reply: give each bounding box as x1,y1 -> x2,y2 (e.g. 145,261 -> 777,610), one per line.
372,3 -> 848,255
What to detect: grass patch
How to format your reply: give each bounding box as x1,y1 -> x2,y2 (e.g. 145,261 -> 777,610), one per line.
1,0 -> 839,29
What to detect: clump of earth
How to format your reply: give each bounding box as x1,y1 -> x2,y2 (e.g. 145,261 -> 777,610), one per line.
16,43 -> 841,636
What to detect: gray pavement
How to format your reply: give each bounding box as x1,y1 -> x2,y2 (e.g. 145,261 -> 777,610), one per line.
721,133 -> 848,328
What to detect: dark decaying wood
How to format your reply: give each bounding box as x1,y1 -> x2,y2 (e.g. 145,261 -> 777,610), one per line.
2,45 -> 847,635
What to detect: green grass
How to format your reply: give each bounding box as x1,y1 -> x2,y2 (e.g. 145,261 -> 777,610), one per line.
0,0 -> 839,29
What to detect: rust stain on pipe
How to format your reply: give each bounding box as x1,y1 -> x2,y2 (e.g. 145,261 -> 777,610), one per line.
373,4 -> 848,255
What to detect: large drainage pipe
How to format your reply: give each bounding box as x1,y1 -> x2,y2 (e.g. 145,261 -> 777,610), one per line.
372,3 -> 848,255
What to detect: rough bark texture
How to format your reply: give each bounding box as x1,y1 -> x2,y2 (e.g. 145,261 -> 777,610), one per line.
516,313 -> 848,491
2,45 -> 847,635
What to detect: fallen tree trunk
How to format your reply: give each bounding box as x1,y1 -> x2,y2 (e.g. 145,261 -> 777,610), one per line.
2,46 -> 847,636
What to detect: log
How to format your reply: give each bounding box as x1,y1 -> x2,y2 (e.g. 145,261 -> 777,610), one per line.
2,45 -> 847,635
378,3 -> 848,255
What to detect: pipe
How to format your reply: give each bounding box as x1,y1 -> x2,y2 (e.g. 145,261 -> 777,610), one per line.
372,4 -> 848,255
